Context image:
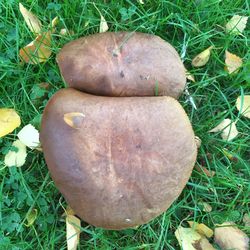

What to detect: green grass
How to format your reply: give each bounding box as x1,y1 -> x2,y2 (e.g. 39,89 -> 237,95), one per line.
0,0 -> 249,249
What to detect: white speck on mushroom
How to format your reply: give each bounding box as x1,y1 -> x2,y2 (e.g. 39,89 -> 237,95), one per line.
125,218 -> 131,223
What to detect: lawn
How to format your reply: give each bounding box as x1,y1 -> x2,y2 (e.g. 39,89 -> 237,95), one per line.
0,0 -> 249,249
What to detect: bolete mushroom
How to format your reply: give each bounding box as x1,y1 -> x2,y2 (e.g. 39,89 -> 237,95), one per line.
56,32 -> 186,98
40,88 -> 197,230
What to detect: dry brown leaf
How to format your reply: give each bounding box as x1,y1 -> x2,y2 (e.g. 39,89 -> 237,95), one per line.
236,95 -> 250,119
193,237 -> 215,250
195,165 -> 215,177
226,15 -> 248,35
198,202 -> 212,213
209,118 -> 238,141
19,3 -> 42,34
188,221 -> 213,238
243,214 -> 250,227
214,222 -> 249,250
66,215 -> 81,250
20,31 -> 52,64
225,50 -> 242,74
0,108 -> 21,138
175,226 -> 215,250
192,46 -> 213,67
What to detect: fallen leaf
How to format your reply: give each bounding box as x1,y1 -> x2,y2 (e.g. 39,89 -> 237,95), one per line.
198,202 -> 212,213
25,209 -> 38,227
209,118 -> 238,141
62,206 -> 76,217
20,31 -> 52,64
226,15 -> 248,35
192,238 -> 215,250
99,14 -> 109,33
19,3 -> 42,34
66,215 -> 81,250
195,165 -> 215,177
59,28 -> 74,36
192,46 -> 213,67
195,136 -> 201,148
63,112 -> 85,129
17,124 -> 40,149
243,214 -> 250,227
225,50 -> 242,74
188,221 -> 213,238
0,108 -> 21,138
222,148 -> 238,162
175,226 -> 215,250
51,16 -> 59,29
236,95 -> 250,119
186,71 -> 196,82
4,140 -> 27,167
93,3 -> 109,33
214,222 -> 249,250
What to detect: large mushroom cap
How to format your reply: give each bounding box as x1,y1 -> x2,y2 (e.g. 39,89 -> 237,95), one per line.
56,32 -> 186,98
40,88 -> 197,230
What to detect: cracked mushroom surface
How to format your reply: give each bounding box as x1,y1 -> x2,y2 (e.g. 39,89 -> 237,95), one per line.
40,88 -> 197,229
56,32 -> 186,98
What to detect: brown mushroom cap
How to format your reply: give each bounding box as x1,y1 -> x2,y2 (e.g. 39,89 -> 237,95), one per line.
56,32 -> 186,98
40,88 -> 197,230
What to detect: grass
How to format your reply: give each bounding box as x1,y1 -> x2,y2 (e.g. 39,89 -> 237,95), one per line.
0,0 -> 249,249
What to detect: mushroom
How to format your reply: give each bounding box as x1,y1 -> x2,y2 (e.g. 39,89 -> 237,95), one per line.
40,88 -> 197,230
56,32 -> 186,98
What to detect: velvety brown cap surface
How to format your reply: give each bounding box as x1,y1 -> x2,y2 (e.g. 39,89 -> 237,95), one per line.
56,32 -> 186,98
40,88 -> 197,229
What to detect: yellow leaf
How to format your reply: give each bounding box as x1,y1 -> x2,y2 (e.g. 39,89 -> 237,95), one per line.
214,222 -> 249,250
19,3 -> 42,34
51,16 -> 59,29
63,112 -> 85,129
25,209 -> 38,227
225,50 -> 242,74
175,226 -> 215,250
226,15 -> 248,35
93,3 -> 109,33
0,108 -> 21,138
209,118 -> 238,141
4,140 -> 27,167
66,215 -> 81,250
17,124 -> 40,149
192,46 -> 213,67
20,31 -> 52,64
62,206 -> 76,217
188,221 -> 213,238
186,71 -> 196,82
99,14 -> 109,33
236,95 -> 250,119
198,202 -> 212,213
